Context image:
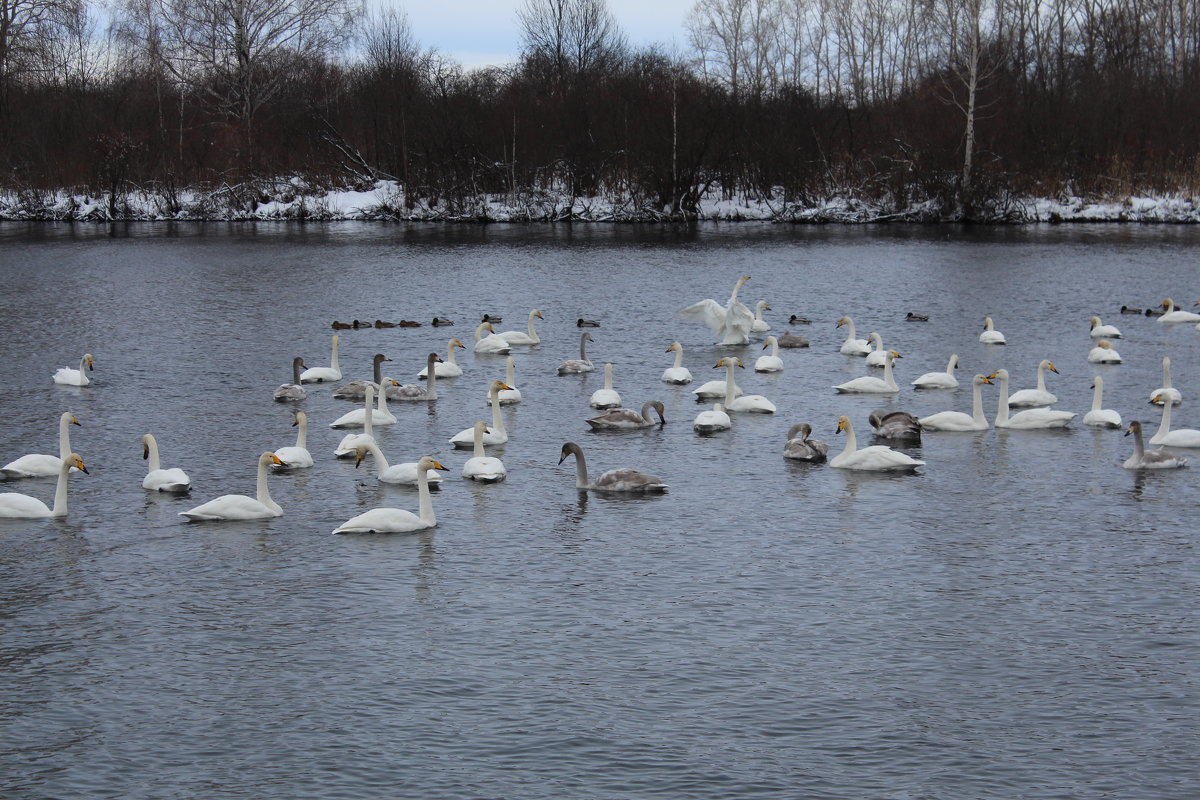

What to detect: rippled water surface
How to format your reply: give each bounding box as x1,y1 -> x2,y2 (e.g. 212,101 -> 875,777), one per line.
0,222 -> 1197,799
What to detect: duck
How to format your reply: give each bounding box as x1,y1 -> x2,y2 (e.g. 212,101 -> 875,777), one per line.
351,319 -> 372,329
694,402 -> 731,433
481,313 -> 503,323
905,312 -> 929,321
332,457 -> 446,534
461,422 -> 507,483
432,316 -> 454,327
557,332 -> 595,374
755,336 -> 784,372
777,330 -> 810,348
497,309 -> 544,344
451,381 -> 513,448
990,369 -> 1076,429
272,411 -> 314,469
678,275 -> 754,345
374,319 -> 397,328
576,318 -> 601,327
918,374 -> 993,431
869,409 -> 922,441
715,356 -> 776,413
864,332 -> 892,367
912,354 -> 959,389
273,356 -> 308,401
1,412 -> 81,479
1145,307 -> 1165,317
331,320 -> 353,330
558,442 -> 667,492
1082,376 -> 1122,429
419,339 -> 466,378
587,400 -> 666,430
788,315 -> 812,325
1089,316 -> 1122,338
661,342 -> 693,384
397,320 -> 422,328
589,363 -> 622,409
1148,395 -> 1200,447
783,423 -> 827,461
1119,305 -> 1142,315
391,354 -> 442,401
1087,339 -> 1122,364
833,351 -> 902,394
330,378 -> 399,428
333,353 -> 392,401
352,440 -> 444,486
1157,298 -> 1200,323
334,385 -> 379,458
0,453 -> 88,518
829,416 -> 924,471
53,353 -> 94,386
1150,356 -> 1183,405
979,316 -> 1006,344
1124,421 -> 1187,469
493,356 -> 522,404
836,316 -> 871,355
1006,360 -> 1060,407
751,300 -> 771,332
300,335 -> 341,382
140,434 -> 191,491
473,321 -> 512,354
179,452 -> 285,521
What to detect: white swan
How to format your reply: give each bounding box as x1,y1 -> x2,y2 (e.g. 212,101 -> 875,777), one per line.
979,316 -> 1006,344
679,275 -> 754,345
461,421 -> 507,482
589,363 -> 622,409
1150,356 -> 1182,405
0,453 -> 88,518
353,440 -> 444,485
919,374 -> 992,431
783,423 -> 827,462
755,336 -> 784,372
53,354 -> 94,386
274,357 -> 308,401
751,300 -> 771,332
691,357 -> 744,400
497,309 -> 544,344
333,457 -> 447,534
330,378 -> 398,427
836,317 -> 871,355
716,357 -> 776,413
273,411 -> 314,469
1007,360 -> 1059,407
587,400 -> 665,430
912,354 -> 960,389
864,333 -> 890,367
558,442 -> 667,492
418,339 -> 466,378
473,322 -> 512,354
991,369 -> 1076,429
1089,316 -> 1121,338
141,433 -> 192,491
1082,376 -> 1122,428
1148,395 -> 1200,446
334,353 -> 392,400
694,402 -> 731,432
391,354 -> 441,401
451,381 -> 512,448
1,412 -> 81,479
1124,421 -> 1187,469
830,416 -> 924,471
1087,339 -> 1122,364
833,351 -> 902,394
179,452 -> 285,520
493,356 -> 522,404
661,342 -> 693,384
334,384 -> 379,458
300,335 -> 341,382
558,331 -> 596,374
1157,298 -> 1200,323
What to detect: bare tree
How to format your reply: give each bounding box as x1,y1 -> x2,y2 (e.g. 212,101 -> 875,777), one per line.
518,0 -> 626,80
0,0 -> 86,109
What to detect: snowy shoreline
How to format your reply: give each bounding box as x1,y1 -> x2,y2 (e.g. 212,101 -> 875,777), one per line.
3,181 -> 1199,223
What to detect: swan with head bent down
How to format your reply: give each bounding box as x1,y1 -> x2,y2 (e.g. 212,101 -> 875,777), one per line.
1148,395 -> 1200,447
558,332 -> 595,374
300,335 -> 341,382
558,442 -> 667,492
53,354 -> 94,386
451,381 -> 513,448
783,423 -> 827,462
418,339 -> 466,378
678,276 -> 754,345
0,453 -> 88,518
333,353 -> 392,401
830,416 -> 924,471
461,421 -> 507,482
661,342 -> 693,384
990,369 -> 1076,429
497,309 -> 544,345
333,457 -> 447,534
353,440 -> 444,485
1006,360 -> 1060,407
919,374 -> 992,431
274,357 -> 308,401
473,322 -> 512,354
179,452 -> 285,521
912,354 -> 959,389
1,411 -> 81,479
833,351 -> 902,394
141,433 -> 192,491
1124,421 -> 1187,469
272,411 -> 314,469
1087,340 -> 1122,364
587,400 -> 665,430
1082,376 -> 1122,429
589,363 -> 622,409
836,317 -> 871,355
715,357 -> 776,413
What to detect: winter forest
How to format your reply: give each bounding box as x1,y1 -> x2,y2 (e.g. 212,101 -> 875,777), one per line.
2,0 -> 1199,221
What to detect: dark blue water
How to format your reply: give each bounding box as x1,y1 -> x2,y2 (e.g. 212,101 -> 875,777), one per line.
0,222 -> 1196,799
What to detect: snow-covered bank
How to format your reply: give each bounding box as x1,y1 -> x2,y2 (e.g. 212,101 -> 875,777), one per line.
3,181 -> 1199,223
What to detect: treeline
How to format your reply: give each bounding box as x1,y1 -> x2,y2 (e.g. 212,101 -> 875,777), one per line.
2,0 -> 1199,221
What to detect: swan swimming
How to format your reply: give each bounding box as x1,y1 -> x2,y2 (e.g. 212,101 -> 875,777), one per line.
755,336 -> 784,372
0,453 -> 88,518
979,316 -> 1006,344
391,354 -> 442,401
300,335 -> 341,382
141,433 -> 192,491
833,351 -> 902,394
868,409 -> 922,441
589,363 -> 622,409
497,309 -> 544,345
750,300 -> 771,332
1082,376 -> 1122,428
493,355 -> 522,404
829,416 -> 924,471
1156,298 -> 1200,323
1124,421 -> 1187,469
918,374 -> 992,431
473,322 -> 512,354
990,369 -> 1076,429
1087,340 -> 1122,364
330,378 -> 399,427
678,276 -> 754,345
587,400 -> 665,430
333,457 -> 447,534
334,385 -> 379,458
1006,360 -> 1060,407
661,342 -> 693,384
1089,316 -> 1121,338
418,339 -> 466,378
461,421 -> 507,482
274,357 -> 308,401
451,381 -> 513,448
912,354 -> 959,389
1148,395 -> 1200,447
836,317 -> 871,355
558,442 -> 667,492
272,411 -> 314,469
715,357 -> 776,413
353,440 -> 444,485
1150,356 -> 1182,406
693,402 -> 731,433
179,452 -> 285,520
783,423 -> 827,461
53,354 -> 94,386
557,332 -> 595,374
333,353 -> 392,401
1,411 -> 81,479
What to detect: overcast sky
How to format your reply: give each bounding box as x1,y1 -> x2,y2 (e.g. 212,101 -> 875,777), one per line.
396,1 -> 696,68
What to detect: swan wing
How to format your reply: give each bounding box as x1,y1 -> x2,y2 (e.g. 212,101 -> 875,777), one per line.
144,468 -> 192,491
0,492 -> 54,517
1,453 -> 62,478
593,468 -> 667,492
678,299 -> 728,335
180,494 -> 278,520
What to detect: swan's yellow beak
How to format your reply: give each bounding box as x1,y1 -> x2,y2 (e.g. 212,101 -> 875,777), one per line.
485,323 -> 495,332
453,339 -> 465,348
980,376 -> 993,385
736,360 -> 745,368
73,456 -> 88,474
86,356 -> 94,370
430,460 -> 447,471
836,318 -> 846,328
986,371 -> 1000,380
1151,393 -> 1164,404
72,416 -> 81,426
890,351 -> 902,359
354,450 -> 365,468
535,311 -> 544,319
270,454 -> 284,466
764,303 -> 771,310
498,382 -> 513,391
836,418 -> 847,434
388,379 -> 400,386
1048,362 -> 1059,373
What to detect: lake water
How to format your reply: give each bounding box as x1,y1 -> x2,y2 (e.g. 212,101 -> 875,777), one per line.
0,222 -> 1197,799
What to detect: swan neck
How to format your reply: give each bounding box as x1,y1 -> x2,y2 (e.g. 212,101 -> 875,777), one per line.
672,347 -> 683,369
1091,382 -> 1103,412
256,456 -> 275,509
418,468 -> 435,525
1155,400 -> 1173,438
329,337 -> 339,370
473,424 -> 486,458
51,456 -> 72,516
996,374 -> 1009,424
373,357 -> 383,385
946,355 -> 957,372
572,446 -> 589,488
527,312 -> 538,337
59,415 -> 74,461
1036,364 -> 1047,391
475,323 -> 488,342
1132,427 -> 1146,459
490,389 -> 506,433
145,436 -> 161,472
579,335 -> 589,361
295,416 -> 308,449
426,357 -> 437,398
505,357 -> 515,385
724,361 -> 738,405
376,382 -> 390,414
362,388 -> 375,437
841,422 -> 858,458
369,442 -> 390,473
293,358 -> 303,384
769,339 -> 779,357
603,363 -> 613,391
971,380 -> 986,424
844,319 -> 856,339
1163,359 -> 1173,387
447,343 -> 459,365
883,355 -> 897,389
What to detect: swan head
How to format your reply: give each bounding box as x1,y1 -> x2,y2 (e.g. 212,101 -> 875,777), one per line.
987,369 -> 1008,382
473,420 -> 489,434
450,338 -> 466,350
756,300 -> 770,311
84,354 -> 94,370
983,316 -> 994,329
763,336 -> 777,349
66,453 -> 88,474
888,350 -> 902,360
972,374 -> 993,386
353,444 -> 371,468
1089,316 -> 1102,329
786,422 -> 812,440
1151,392 -> 1166,404
836,316 -> 849,328
1091,376 -> 1103,390
382,378 -> 400,387
490,380 -> 514,394
1041,360 -> 1059,373
558,442 -> 581,464
261,452 -> 284,467
373,353 -> 392,364
1125,421 -> 1142,436
712,357 -> 744,369
67,414 -> 81,427
1161,298 -> 1174,309
292,411 -> 306,426
581,331 -> 594,343
868,332 -> 883,346
666,341 -> 682,353
141,435 -> 152,459
428,352 -> 444,364
735,276 -> 751,288
417,456 -> 447,473
531,309 -> 544,320
835,415 -> 851,434
1096,340 -> 1113,350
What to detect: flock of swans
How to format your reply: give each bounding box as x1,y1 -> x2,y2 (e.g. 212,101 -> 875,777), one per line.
4,280 -> 1198,527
